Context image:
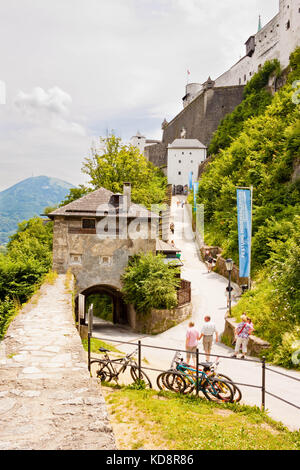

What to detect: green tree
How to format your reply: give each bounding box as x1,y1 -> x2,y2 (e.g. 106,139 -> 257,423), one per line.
82,135 -> 167,208
59,185 -> 91,207
121,252 -> 181,314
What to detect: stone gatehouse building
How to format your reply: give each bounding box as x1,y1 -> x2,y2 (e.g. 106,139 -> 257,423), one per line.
48,183 -> 190,327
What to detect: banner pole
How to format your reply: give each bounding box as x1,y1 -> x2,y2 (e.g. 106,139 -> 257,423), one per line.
237,186 -> 253,291
248,186 -> 253,291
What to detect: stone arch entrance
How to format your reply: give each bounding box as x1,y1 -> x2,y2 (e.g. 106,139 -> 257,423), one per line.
78,284 -> 128,325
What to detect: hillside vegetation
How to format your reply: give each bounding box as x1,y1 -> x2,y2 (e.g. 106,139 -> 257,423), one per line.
0,218 -> 53,339
196,49 -> 300,367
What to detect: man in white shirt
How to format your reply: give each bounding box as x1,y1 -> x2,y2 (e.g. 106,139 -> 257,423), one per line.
198,316 -> 219,361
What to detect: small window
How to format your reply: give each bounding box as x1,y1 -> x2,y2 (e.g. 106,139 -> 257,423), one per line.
286,20 -> 290,30
178,171 -> 181,175
191,160 -> 193,164
178,160 -> 181,163
100,256 -> 111,266
239,78 -> 241,85
182,152 -> 184,155
82,218 -> 96,229
70,254 -> 82,265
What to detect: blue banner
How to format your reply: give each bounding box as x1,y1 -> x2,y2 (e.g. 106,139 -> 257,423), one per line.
193,182 -> 199,213
237,189 -> 252,278
189,171 -> 193,190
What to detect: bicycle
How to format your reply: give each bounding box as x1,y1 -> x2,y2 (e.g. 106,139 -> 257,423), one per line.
174,351 -> 242,402
173,362 -> 233,403
158,352 -> 236,403
90,347 -> 152,389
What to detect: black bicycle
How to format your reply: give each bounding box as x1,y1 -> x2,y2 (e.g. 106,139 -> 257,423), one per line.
90,347 -> 152,388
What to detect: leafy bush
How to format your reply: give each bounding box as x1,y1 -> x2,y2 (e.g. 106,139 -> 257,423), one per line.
0,297 -> 17,339
0,217 -> 53,340
86,294 -> 113,322
121,252 -> 181,314
208,60 -> 281,155
197,48 -> 300,366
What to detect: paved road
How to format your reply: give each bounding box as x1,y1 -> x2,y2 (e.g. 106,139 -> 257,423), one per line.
92,196 -> 300,431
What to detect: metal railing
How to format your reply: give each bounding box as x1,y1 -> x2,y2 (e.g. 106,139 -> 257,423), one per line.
87,331 -> 300,413
85,304 -> 300,414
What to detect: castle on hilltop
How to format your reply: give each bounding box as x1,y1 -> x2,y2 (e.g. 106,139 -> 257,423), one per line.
135,0 -> 300,173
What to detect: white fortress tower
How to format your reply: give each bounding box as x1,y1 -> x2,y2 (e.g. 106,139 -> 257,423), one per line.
130,131 -> 146,153
167,133 -> 207,188
215,0 -> 300,87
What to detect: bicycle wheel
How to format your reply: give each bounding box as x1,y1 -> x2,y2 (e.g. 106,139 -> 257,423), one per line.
157,372 -> 171,391
130,366 -> 152,389
216,374 -> 242,403
91,361 -> 113,382
177,373 -> 195,395
165,372 -> 187,394
202,378 -> 234,403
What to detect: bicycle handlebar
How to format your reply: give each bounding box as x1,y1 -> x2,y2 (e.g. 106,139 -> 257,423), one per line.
125,348 -> 138,359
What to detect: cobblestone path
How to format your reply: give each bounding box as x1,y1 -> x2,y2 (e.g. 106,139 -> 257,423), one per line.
0,275 -> 116,450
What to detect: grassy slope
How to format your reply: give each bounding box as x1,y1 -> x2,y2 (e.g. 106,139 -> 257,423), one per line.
103,385 -> 300,450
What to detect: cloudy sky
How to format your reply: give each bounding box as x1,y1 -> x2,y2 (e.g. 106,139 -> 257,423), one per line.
0,0 -> 279,191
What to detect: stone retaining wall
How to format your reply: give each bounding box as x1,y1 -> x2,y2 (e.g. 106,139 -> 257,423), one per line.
128,303 -> 192,335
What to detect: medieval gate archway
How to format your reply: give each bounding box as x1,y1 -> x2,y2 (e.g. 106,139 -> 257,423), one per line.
77,284 -> 128,326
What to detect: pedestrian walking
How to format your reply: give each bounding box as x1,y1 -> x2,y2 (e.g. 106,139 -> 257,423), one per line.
232,313 -> 252,359
185,322 -> 200,367
198,316 -> 219,362
170,222 -> 175,234
206,253 -> 214,273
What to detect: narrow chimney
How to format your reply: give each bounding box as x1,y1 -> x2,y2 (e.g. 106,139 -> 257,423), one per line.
123,182 -> 131,209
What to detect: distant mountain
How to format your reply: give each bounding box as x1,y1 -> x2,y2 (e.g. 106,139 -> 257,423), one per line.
0,176 -> 75,245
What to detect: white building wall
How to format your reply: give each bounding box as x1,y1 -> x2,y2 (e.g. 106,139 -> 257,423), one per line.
130,134 -> 146,153
167,147 -> 206,187
183,83 -> 204,108
215,1 -> 300,88
279,0 -> 300,66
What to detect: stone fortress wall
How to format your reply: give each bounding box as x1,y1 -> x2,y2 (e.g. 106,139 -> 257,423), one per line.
145,0 -> 300,169
145,85 -> 244,168
215,0 -> 300,87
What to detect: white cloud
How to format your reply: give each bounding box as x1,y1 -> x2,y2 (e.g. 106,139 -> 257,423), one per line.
0,0 -> 280,191
14,86 -> 86,136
